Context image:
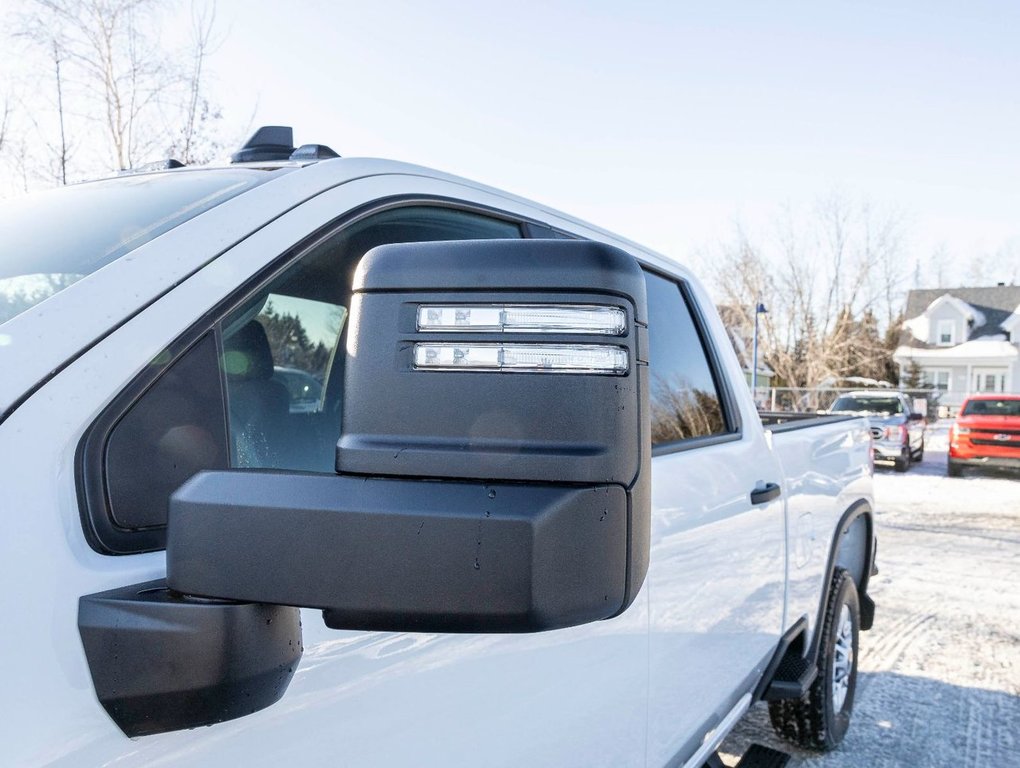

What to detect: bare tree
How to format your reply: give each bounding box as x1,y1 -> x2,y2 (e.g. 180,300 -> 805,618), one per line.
928,243 -> 953,288
7,0 -> 227,186
0,97 -> 11,155
168,0 -> 222,164
33,0 -> 172,170
51,38 -> 71,184
701,194 -> 908,389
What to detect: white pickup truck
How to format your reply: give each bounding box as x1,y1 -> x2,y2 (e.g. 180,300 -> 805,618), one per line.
0,128 -> 876,768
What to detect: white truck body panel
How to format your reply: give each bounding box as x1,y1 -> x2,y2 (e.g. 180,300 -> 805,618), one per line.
0,159 -> 873,767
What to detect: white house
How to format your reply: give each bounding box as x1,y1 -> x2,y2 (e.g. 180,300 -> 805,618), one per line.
894,285 -> 1020,413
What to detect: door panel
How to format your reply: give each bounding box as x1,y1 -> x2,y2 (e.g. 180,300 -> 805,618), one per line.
646,437 -> 786,766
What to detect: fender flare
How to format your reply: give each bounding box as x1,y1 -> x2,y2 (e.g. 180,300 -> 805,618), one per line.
809,499 -> 876,667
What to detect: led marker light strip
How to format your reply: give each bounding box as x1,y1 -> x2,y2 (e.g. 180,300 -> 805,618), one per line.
413,343 -> 628,374
417,304 -> 626,335
414,303 -> 630,375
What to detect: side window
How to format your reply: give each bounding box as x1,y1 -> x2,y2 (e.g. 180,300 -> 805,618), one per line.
86,205 -> 522,553
644,271 -> 732,447
102,333 -> 229,533
218,206 -> 522,471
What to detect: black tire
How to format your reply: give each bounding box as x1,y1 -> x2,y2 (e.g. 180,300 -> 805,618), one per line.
947,459 -> 962,478
893,451 -> 910,472
769,568 -> 860,751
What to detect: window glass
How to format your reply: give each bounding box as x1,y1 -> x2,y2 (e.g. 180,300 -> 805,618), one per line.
830,396 -> 904,414
103,332 -> 229,530
219,205 -> 522,472
1,169 -> 281,325
924,370 -> 950,392
644,271 -> 729,445
962,398 -> 1020,416
937,320 -> 954,345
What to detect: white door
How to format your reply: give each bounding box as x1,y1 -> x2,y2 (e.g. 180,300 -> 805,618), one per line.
972,368 -> 1007,393
640,271 -> 787,766
2,176 -> 648,767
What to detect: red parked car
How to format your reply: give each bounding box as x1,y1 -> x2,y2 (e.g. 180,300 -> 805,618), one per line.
947,394 -> 1020,477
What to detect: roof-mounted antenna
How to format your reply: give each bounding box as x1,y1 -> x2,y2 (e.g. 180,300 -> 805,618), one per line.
231,126 -> 295,163
290,144 -> 340,160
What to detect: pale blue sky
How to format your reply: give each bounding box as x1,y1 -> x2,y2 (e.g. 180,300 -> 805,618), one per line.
204,0 -> 1020,279
12,0 -> 1020,280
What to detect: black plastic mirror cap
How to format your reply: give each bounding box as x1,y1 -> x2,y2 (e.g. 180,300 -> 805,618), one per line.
352,239 -> 648,321
78,580 -> 302,737
339,239 -> 649,487
167,472 -> 630,633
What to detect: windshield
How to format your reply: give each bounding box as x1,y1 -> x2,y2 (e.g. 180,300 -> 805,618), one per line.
0,168 -> 281,325
962,399 -> 1020,417
831,396 -> 904,415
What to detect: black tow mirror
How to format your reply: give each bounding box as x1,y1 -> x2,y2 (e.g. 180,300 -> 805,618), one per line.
166,239 -> 651,633
81,239 -> 651,736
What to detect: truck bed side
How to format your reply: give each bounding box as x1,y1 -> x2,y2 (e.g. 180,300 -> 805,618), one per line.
767,414 -> 874,651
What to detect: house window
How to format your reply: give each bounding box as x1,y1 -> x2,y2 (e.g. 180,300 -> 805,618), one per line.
925,370 -> 951,391
936,320 -> 955,346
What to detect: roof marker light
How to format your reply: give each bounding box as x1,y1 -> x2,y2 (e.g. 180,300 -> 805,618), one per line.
413,343 -> 629,375
416,305 -> 627,335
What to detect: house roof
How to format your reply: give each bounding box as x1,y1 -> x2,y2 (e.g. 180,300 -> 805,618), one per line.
894,339 -> 1019,362
900,285 -> 1020,347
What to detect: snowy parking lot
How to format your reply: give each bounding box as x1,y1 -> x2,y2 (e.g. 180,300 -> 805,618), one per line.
721,424 -> 1020,767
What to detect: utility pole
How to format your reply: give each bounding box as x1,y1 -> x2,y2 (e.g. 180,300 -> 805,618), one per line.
751,300 -> 768,406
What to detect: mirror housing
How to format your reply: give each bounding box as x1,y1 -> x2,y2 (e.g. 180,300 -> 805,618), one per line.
167,239 -> 650,633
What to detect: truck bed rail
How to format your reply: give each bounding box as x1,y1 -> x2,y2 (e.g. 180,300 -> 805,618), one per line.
759,412 -> 858,433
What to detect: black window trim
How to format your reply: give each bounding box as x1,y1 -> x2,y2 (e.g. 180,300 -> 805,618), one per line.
77,195 -> 533,555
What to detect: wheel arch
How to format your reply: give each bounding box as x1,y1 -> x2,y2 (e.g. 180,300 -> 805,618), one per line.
811,499 -> 876,665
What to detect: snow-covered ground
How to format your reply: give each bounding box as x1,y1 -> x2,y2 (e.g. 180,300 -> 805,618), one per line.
721,424 -> 1020,767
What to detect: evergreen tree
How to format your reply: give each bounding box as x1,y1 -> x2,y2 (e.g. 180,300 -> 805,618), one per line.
258,302 -> 331,380
902,359 -> 924,389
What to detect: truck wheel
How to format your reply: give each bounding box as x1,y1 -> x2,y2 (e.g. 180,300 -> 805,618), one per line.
893,452 -> 910,472
947,459 -> 962,478
768,568 -> 860,751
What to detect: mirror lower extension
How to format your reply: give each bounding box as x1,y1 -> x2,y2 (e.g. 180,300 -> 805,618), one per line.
168,474 -> 628,632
